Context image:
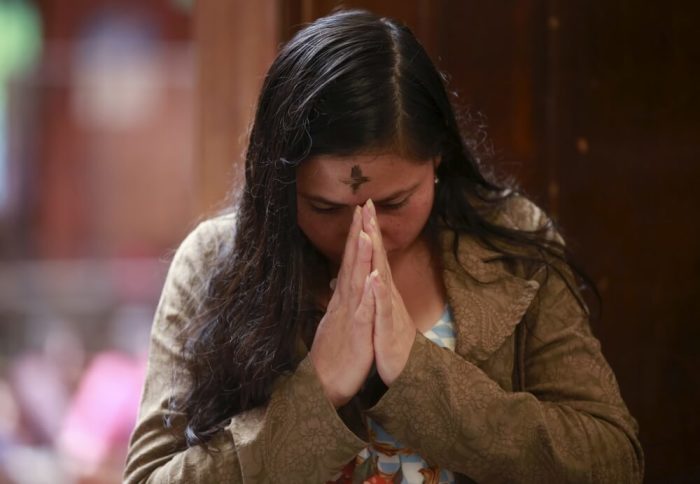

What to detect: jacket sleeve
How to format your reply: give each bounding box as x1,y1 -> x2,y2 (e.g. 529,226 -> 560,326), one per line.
123,219 -> 366,484
364,203 -> 645,483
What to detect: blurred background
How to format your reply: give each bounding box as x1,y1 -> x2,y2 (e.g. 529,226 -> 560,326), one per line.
0,1 -> 697,483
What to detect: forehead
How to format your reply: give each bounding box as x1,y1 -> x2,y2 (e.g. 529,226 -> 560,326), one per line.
296,153 -> 431,201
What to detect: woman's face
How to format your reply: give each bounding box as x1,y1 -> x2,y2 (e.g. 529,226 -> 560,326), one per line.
296,152 -> 438,267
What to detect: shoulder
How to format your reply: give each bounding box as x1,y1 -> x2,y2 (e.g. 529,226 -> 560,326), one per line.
165,212 -> 238,292
479,191 -> 566,247
440,192 -> 568,279
173,212 -> 237,265
484,192 -> 550,232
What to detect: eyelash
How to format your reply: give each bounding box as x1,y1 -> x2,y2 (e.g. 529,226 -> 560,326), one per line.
378,199 -> 409,211
309,205 -> 342,214
310,198 -> 409,214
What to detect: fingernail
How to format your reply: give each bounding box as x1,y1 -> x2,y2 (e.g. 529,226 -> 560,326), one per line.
367,198 -> 376,215
362,202 -> 371,220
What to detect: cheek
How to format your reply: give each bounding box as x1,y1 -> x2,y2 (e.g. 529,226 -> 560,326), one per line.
297,210 -> 350,263
379,196 -> 434,252
380,217 -> 425,252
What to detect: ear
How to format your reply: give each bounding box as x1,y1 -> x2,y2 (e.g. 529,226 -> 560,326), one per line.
433,154 -> 442,171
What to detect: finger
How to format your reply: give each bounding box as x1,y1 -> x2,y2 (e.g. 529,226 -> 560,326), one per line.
348,230 -> 373,308
363,199 -> 392,284
370,269 -> 392,332
353,272 -> 376,328
336,206 -> 362,296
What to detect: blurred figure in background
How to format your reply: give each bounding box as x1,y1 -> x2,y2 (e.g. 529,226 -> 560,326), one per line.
0,0 -> 192,482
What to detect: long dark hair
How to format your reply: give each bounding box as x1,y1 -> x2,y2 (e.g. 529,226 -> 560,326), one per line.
170,9 -> 599,447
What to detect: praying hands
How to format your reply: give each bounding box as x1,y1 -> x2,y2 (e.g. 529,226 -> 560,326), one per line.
309,199 -> 417,408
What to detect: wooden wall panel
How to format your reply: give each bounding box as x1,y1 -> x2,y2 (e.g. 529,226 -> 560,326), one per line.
194,0 -> 278,216
436,1 -> 547,207
552,2 -> 700,481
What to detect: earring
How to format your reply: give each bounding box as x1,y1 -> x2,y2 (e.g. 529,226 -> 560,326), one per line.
434,175 -> 439,185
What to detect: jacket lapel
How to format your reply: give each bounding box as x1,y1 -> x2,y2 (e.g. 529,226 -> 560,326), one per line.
439,229 -> 540,364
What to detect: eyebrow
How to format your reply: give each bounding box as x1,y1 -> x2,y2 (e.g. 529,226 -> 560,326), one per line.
300,181 -> 421,206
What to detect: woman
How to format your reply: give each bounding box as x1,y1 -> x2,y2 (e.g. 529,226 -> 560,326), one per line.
123,9 -> 644,484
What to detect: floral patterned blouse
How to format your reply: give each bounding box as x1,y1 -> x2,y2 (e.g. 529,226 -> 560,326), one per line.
328,305 -> 457,484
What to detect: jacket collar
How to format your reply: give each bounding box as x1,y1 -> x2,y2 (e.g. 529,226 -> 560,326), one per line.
438,229 -> 540,364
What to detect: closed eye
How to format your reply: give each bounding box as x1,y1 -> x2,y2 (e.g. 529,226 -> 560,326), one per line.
309,204 -> 344,214
377,198 -> 409,211
309,197 -> 410,214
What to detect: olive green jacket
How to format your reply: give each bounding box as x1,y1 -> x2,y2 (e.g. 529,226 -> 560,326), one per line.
123,196 -> 644,483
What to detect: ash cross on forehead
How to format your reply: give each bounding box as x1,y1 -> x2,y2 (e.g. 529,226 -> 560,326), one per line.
341,165 -> 370,193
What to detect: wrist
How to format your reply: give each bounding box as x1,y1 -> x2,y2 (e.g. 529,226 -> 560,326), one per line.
309,350 -> 348,408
